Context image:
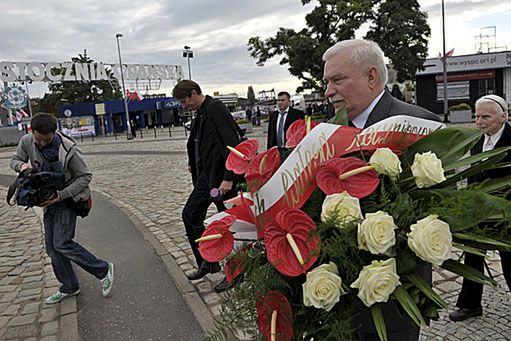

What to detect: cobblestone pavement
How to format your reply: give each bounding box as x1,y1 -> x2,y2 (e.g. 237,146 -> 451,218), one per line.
0,188 -> 78,341
1,125 -> 510,340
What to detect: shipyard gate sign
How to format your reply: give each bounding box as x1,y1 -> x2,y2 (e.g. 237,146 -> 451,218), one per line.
0,61 -> 184,82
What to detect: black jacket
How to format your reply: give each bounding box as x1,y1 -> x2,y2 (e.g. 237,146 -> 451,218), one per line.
364,90 -> 441,128
186,95 -> 240,189
267,107 -> 305,149
469,122 -> 511,185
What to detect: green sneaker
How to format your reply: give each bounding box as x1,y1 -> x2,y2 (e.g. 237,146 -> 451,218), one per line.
101,262 -> 114,297
45,289 -> 80,305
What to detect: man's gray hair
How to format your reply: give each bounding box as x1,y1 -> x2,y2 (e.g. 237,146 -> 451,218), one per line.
322,39 -> 388,85
476,94 -> 509,120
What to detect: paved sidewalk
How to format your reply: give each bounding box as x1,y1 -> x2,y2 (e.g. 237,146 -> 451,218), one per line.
1,125 -> 510,339
0,187 -> 78,341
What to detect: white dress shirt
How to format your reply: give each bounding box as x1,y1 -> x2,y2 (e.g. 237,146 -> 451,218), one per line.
276,108 -> 288,145
352,90 -> 385,128
482,123 -> 505,152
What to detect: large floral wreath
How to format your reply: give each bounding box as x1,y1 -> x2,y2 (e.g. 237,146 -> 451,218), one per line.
198,111 -> 511,341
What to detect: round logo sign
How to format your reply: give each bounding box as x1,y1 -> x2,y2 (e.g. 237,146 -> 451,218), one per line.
64,109 -> 73,117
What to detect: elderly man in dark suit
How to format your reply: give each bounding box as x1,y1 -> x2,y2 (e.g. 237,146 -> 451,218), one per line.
449,94 -> 511,322
322,39 -> 439,128
322,39 -> 440,341
267,91 -> 304,150
172,80 -> 240,292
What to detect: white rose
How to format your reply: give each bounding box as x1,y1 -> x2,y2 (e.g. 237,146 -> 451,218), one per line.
369,148 -> 402,180
407,214 -> 452,266
350,258 -> 401,307
358,211 -> 397,255
321,192 -> 362,224
303,262 -> 346,311
411,151 -> 446,188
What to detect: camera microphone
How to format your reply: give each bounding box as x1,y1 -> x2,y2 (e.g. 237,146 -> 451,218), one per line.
210,188 -> 223,202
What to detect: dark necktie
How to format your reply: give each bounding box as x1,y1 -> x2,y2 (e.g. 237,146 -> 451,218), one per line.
277,112 -> 286,147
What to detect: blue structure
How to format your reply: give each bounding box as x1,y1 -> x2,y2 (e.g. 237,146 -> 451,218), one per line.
59,97 -> 181,135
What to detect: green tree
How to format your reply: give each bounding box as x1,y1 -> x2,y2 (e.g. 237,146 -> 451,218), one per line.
366,0 -> 430,82
248,0 -> 430,92
247,86 -> 256,108
35,51 -> 120,113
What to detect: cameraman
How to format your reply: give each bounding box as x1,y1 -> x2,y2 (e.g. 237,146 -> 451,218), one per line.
10,113 -> 114,304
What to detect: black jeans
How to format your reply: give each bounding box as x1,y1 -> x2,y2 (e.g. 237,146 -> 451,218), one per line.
456,250 -> 511,309
182,174 -> 227,268
43,201 -> 108,294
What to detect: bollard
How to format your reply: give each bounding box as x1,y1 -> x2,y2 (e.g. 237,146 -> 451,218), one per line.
169,125 -> 172,138
184,125 -> 188,137
154,127 -> 157,138
140,128 -> 143,139
91,133 -> 94,142
80,133 -> 83,143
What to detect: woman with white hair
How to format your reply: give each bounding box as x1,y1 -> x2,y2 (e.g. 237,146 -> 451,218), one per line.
450,94 -> 511,322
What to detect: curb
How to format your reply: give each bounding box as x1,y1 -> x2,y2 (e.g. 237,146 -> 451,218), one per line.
92,189 -> 217,335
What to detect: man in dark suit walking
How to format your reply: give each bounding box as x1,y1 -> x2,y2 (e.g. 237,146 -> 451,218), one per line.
449,94 -> 511,322
267,91 -> 304,150
322,39 -> 439,129
322,39 -> 440,341
172,80 -> 240,291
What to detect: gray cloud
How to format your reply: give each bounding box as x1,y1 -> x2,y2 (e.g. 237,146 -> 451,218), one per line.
1,0 -> 509,98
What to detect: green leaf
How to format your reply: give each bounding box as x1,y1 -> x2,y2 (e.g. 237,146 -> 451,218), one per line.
443,146 -> 511,172
436,154 -> 507,189
452,243 -> 487,257
478,174 -> 511,194
392,285 -> 426,327
405,274 -> 448,309
441,259 -> 497,286
370,304 -> 388,341
453,232 -> 511,250
328,107 -> 348,126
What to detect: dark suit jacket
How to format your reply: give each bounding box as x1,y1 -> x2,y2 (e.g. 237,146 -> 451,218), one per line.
356,89 -> 438,341
186,95 -> 240,189
469,122 -> 511,184
364,90 -> 441,128
267,107 -> 305,149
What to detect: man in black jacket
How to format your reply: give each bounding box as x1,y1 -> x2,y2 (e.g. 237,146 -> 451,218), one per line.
449,94 -> 511,322
172,80 -> 240,288
267,91 -> 304,150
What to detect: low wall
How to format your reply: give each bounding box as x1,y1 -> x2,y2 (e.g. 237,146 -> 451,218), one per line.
0,126 -> 25,147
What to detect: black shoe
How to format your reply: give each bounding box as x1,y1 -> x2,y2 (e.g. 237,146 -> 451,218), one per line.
449,307 -> 483,321
187,262 -> 221,281
214,277 -> 234,293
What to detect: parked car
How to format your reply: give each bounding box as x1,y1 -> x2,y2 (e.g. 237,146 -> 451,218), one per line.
231,110 -> 246,120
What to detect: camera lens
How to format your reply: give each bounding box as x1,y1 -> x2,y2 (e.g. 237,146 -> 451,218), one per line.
39,187 -> 55,201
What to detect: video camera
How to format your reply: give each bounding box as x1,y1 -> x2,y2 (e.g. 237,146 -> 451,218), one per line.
7,169 -> 65,207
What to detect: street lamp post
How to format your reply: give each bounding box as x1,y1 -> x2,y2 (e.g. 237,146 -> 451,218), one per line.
115,33 -> 132,138
182,46 -> 193,79
441,0 -> 449,123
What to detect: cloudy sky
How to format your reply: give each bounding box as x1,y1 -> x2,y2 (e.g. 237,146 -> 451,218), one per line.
1,0 -> 510,99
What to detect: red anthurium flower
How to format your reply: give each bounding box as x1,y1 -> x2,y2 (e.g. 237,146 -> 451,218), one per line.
256,291 -> 293,341
264,208 -> 319,277
285,118 -> 320,148
226,139 -> 259,174
197,215 -> 237,262
245,147 -> 281,192
316,157 -> 380,198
